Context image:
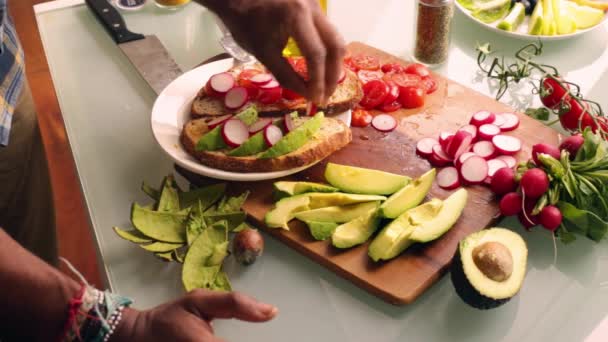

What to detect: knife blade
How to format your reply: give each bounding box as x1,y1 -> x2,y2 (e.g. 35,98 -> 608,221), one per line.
85,0 -> 182,95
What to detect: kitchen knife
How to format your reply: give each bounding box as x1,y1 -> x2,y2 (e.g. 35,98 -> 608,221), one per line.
85,0 -> 182,95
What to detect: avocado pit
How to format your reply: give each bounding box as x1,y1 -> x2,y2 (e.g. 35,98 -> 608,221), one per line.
472,241 -> 513,282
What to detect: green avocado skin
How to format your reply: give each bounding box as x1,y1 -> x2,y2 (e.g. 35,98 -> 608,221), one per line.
450,249 -> 511,310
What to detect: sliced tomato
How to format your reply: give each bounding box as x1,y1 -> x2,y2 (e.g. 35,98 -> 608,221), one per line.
404,63 -> 431,78
344,56 -> 359,72
360,80 -> 389,109
421,76 -> 438,94
383,82 -> 400,104
352,108 -> 373,127
238,69 -> 263,99
286,56 -> 309,80
399,86 -> 426,109
384,73 -> 422,91
380,100 -> 402,113
282,88 -> 304,100
381,63 -> 406,74
351,55 -> 380,71
357,70 -> 384,84
258,87 -> 283,104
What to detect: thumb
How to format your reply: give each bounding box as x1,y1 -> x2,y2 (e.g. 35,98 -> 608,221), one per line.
185,290 -> 278,323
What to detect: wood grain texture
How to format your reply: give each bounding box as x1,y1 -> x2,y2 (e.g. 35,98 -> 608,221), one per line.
224,42 -> 560,305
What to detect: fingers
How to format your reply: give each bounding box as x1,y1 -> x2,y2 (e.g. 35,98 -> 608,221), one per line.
291,12 -> 327,104
313,14 -> 346,102
258,50 -> 308,97
187,290 -> 278,323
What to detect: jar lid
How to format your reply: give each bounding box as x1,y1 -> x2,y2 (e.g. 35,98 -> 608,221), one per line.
115,0 -> 147,11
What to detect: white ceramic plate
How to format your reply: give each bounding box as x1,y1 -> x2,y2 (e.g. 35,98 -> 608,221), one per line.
151,58 -> 352,182
455,1 -> 608,41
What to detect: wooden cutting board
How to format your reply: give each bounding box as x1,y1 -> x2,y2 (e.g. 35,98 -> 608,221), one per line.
184,42 -> 560,305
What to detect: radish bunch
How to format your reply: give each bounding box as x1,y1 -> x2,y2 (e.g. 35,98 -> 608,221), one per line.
417,111 -> 522,190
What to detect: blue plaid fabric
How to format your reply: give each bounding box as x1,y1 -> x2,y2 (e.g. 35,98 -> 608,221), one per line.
0,1 -> 25,147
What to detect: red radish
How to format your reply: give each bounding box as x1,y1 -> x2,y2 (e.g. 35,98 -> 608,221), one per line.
259,79 -> 280,89
492,135 -> 522,155
496,113 -> 520,131
487,159 -> 508,178
248,118 -> 273,134
439,132 -> 454,149
491,114 -> 506,127
539,205 -> 562,232
456,152 -> 476,169
520,168 -> 550,199
491,167 -> 517,195
437,167 -> 461,190
205,80 -> 223,98
472,141 -> 496,159
500,192 -> 523,216
209,72 -> 235,94
416,138 -> 439,158
249,73 -> 273,86
470,110 -> 496,127
224,87 -> 249,110
532,143 -> 561,165
496,155 -> 517,169
221,119 -> 250,147
446,130 -> 473,159
429,145 -> 452,166
559,134 -> 584,159
263,125 -> 283,147
284,114 -> 297,132
459,125 -> 478,142
207,114 -> 234,129
460,156 -> 489,185
478,124 -> 501,141
372,114 -> 398,132
519,211 -> 539,230
338,68 -> 346,83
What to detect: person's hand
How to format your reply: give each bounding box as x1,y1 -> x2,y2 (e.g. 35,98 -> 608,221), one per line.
212,0 -> 346,104
112,290 -> 278,342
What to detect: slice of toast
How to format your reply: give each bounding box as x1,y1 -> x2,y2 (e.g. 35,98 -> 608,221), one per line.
191,66 -> 363,117
181,118 -> 352,173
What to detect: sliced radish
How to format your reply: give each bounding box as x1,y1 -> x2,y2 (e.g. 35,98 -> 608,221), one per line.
207,114 -> 233,129
248,118 -> 273,134
472,141 -> 496,159
432,145 -> 453,163
259,79 -> 280,89
459,124 -> 478,142
284,114 -> 297,132
221,119 -> 249,147
209,72 -> 235,94
224,87 -> 249,110
470,110 -> 495,127
456,152 -> 476,169
250,73 -> 273,86
264,125 -> 284,147
496,155 -> 517,168
440,135 -> 454,152
491,114 -> 506,127
492,135 -> 522,155
487,159 -> 508,177
416,138 -> 439,158
372,114 -> 398,132
437,167 -> 461,190
439,132 -> 454,145
446,130 -> 473,159
478,124 -> 501,141
497,113 -> 520,131
460,156 -> 489,185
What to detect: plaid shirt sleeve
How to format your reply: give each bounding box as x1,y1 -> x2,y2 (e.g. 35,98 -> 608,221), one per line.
0,1 -> 26,147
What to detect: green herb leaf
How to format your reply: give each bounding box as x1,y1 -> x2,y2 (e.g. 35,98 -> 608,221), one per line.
525,107 -> 551,121
558,201 -> 608,242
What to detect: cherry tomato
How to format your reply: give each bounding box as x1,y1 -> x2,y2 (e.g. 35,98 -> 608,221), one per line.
360,80 -> 389,109
352,108 -> 373,127
540,76 -> 570,109
357,70 -> 384,84
383,82 -> 400,104
384,73 -> 422,91
282,88 -> 304,100
404,63 -> 431,78
351,55 -> 380,71
381,63 -> 406,73
421,76 -> 438,94
399,86 -> 426,109
559,99 -> 595,132
238,69 -> 263,99
380,100 -> 402,113
258,87 -> 283,104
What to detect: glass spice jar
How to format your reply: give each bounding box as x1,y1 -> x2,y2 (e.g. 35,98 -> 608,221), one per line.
413,0 -> 455,67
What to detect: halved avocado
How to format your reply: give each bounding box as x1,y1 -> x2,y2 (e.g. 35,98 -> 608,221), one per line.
451,228 -> 528,310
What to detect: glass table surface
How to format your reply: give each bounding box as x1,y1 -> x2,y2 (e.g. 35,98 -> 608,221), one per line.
34,1 -> 608,341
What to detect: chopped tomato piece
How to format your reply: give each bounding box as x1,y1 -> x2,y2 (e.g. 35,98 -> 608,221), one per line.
404,63 -> 431,78
258,87 -> 283,104
360,80 -> 389,109
383,82 -> 400,104
381,63 -> 406,74
421,76 -> 438,94
380,100 -> 402,113
352,108 -> 373,127
399,86 -> 426,109
344,56 -> 359,72
351,55 -> 380,71
282,88 -> 304,100
286,56 -> 309,80
357,70 -> 384,84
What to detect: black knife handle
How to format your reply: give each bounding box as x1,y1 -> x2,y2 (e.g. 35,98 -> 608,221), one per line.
85,0 -> 144,44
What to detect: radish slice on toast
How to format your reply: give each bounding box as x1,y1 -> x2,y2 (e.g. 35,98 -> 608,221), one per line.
264,125 -> 284,147
248,118 -> 274,134
250,73 -> 273,86
209,72 -> 235,94
224,87 -> 249,110
222,119 -> 250,147
207,114 -> 234,129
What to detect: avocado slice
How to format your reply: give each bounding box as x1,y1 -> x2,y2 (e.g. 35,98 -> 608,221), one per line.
227,131 -> 266,157
409,188 -> 468,242
324,163 -> 411,195
307,193 -> 386,209
295,201 -> 381,223
368,199 -> 443,262
259,112 -> 324,159
131,203 -> 189,243
331,208 -> 381,249
112,227 -> 153,244
451,228 -> 528,310
265,194 -> 311,229
196,107 -> 258,152
304,221 -> 339,241
528,0 -> 545,34
472,0 -> 511,23
379,169 -> 436,219
273,181 -> 338,200
497,2 -> 526,31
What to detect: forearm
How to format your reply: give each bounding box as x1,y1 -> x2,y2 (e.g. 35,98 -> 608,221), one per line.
0,228 -> 80,341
